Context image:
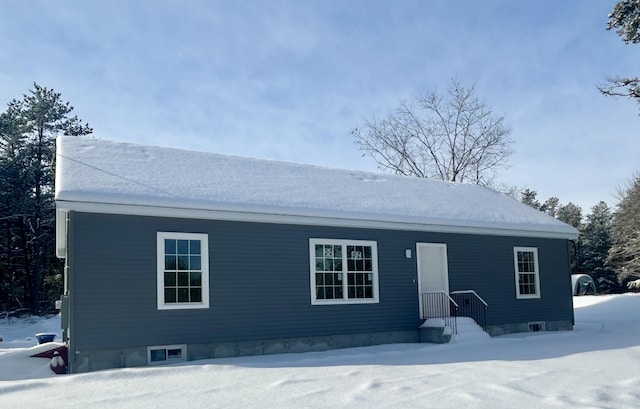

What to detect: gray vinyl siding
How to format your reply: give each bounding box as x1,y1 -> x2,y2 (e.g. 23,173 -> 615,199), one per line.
445,235 -> 573,326
67,212 -> 572,353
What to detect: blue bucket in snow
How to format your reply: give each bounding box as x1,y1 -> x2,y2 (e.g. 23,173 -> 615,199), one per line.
35,333 -> 56,344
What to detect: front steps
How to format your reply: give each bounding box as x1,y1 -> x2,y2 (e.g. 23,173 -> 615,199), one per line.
419,317 -> 490,344
419,318 -> 452,343
452,317 -> 491,342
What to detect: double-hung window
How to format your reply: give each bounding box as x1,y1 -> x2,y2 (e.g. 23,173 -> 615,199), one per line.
310,238 -> 379,305
514,247 -> 540,299
157,232 -> 209,310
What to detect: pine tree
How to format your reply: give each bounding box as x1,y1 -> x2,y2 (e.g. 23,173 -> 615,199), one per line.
0,103 -> 31,311
520,191 -> 583,273
557,203 -> 582,229
599,0 -> 640,110
0,83 -> 92,314
580,202 -> 619,293
520,189 -> 541,209
540,197 -> 560,217
608,175 -> 640,286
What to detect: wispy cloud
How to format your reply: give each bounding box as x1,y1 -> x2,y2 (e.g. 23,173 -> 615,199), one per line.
0,0 -> 637,210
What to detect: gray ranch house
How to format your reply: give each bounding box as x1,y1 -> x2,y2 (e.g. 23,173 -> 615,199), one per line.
55,136 -> 578,373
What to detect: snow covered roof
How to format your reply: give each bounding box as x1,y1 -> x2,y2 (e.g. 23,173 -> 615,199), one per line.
55,136 -> 578,239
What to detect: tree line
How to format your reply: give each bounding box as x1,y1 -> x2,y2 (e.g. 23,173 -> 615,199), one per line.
0,84 -> 91,316
519,187 -> 640,293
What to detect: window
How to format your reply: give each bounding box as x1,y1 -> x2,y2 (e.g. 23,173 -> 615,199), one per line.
528,321 -> 546,332
309,239 -> 379,305
514,247 -> 540,299
157,232 -> 209,310
148,344 -> 187,365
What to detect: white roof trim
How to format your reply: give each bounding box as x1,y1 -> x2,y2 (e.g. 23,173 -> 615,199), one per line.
56,200 -> 579,240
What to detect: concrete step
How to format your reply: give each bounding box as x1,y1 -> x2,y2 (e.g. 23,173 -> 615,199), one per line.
452,317 -> 490,342
418,318 -> 452,344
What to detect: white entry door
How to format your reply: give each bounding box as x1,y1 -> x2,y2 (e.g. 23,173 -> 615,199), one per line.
416,243 -> 450,318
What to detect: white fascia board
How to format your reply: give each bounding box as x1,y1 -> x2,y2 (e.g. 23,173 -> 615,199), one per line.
55,200 -> 579,240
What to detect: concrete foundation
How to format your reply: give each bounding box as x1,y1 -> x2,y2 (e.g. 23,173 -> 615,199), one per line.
486,319 -> 573,337
418,326 -> 452,344
69,321 -> 574,373
69,330 -> 420,373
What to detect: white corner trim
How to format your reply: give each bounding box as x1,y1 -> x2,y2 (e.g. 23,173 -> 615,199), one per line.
55,209 -> 68,259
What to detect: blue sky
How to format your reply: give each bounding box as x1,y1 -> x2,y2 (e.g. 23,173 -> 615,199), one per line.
1,0 -> 637,213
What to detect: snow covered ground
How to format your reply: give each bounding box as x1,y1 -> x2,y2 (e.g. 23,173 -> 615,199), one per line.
1,294 -> 639,408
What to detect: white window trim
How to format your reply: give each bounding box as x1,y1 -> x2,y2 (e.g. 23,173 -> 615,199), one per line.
157,232 -> 210,310
147,344 -> 187,365
309,238 -> 379,305
513,246 -> 541,299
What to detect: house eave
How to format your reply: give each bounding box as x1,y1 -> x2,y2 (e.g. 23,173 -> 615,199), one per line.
55,200 -> 579,240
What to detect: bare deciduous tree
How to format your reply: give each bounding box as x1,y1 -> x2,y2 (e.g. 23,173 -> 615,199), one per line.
352,80 -> 512,186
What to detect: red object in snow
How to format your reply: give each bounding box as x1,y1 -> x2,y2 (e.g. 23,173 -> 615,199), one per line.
30,344 -> 68,361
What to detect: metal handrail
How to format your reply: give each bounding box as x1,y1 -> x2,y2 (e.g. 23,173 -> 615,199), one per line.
426,290 -> 459,307
449,290 -> 488,332
421,291 -> 458,334
450,290 -> 488,307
